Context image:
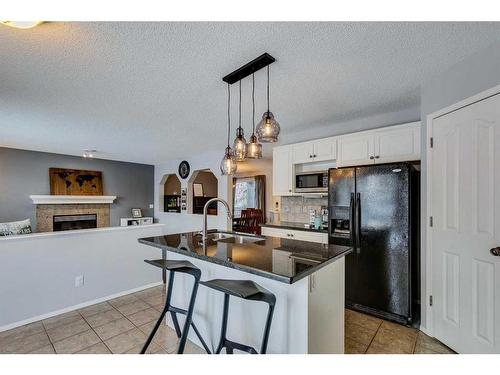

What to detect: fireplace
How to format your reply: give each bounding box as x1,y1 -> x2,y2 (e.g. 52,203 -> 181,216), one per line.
53,214 -> 97,232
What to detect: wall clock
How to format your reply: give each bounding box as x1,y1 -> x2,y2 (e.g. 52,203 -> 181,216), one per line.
178,160 -> 190,179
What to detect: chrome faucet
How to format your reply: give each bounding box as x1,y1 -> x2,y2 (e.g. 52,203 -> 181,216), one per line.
203,197 -> 232,242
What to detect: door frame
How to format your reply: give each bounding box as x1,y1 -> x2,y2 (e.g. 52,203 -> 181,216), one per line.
424,83 -> 500,338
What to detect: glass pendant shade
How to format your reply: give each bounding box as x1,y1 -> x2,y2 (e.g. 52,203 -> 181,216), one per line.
233,128 -> 247,161
220,146 -> 237,175
246,134 -> 262,159
256,111 -> 280,143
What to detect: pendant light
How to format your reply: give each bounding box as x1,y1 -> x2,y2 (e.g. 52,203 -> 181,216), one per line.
256,65 -> 280,142
220,83 -> 237,175
246,73 -> 263,159
232,80 -> 247,161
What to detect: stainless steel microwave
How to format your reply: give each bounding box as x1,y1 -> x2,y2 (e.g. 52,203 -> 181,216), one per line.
295,171 -> 328,193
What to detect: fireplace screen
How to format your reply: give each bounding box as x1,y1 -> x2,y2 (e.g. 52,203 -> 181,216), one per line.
53,214 -> 97,232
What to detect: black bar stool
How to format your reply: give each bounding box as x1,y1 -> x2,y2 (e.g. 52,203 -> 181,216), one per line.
141,259 -> 210,354
200,279 -> 276,354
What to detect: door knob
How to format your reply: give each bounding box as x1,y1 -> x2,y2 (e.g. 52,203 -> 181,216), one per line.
491,247 -> 500,256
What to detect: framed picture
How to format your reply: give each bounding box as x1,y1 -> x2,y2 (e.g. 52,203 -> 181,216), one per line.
193,183 -> 204,197
49,168 -> 103,196
131,208 -> 142,218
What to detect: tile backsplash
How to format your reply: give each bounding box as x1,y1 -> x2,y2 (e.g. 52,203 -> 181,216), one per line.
280,196 -> 328,224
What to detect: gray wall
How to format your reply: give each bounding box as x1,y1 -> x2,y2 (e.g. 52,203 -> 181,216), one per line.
419,40 -> 500,330
0,147 -> 154,228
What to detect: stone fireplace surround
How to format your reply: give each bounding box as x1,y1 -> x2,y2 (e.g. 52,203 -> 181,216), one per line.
30,195 -> 117,233
36,204 -> 110,232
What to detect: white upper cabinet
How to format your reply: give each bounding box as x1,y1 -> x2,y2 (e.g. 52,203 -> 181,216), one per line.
313,138 -> 337,162
337,122 -> 421,167
374,122 -> 420,164
273,146 -> 293,196
291,138 -> 337,164
292,142 -> 314,164
337,132 -> 374,167
272,122 -> 421,195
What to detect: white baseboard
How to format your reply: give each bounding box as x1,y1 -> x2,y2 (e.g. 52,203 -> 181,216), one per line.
0,281 -> 163,332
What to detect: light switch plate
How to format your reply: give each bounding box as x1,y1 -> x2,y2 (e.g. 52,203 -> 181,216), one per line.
149,204 -> 154,209
75,275 -> 84,288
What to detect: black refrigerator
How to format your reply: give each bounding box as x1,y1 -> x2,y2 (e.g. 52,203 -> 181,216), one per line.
328,162 -> 420,325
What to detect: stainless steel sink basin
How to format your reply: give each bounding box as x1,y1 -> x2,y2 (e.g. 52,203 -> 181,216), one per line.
218,235 -> 264,244
204,231 -> 264,244
207,232 -> 234,241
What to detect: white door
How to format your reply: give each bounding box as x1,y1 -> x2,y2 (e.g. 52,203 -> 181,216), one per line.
337,133 -> 374,167
313,138 -> 337,162
431,93 -> 500,353
292,142 -> 314,164
374,123 -> 420,164
273,147 -> 293,196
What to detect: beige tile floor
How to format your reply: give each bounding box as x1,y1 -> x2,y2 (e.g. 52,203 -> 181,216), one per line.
0,285 -> 205,354
345,309 -> 456,354
0,285 -> 455,354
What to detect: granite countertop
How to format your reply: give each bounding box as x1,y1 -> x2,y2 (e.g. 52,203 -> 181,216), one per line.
260,221 -> 328,233
139,231 -> 351,284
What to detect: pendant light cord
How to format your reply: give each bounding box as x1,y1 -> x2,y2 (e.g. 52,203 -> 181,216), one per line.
238,80 -> 242,131
227,83 -> 231,147
252,73 -> 255,133
267,65 -> 270,113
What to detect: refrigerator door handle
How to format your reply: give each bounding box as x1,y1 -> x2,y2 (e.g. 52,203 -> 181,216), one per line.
356,192 -> 361,252
349,193 -> 355,246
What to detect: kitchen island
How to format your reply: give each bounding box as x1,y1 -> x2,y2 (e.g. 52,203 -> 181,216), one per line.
139,231 -> 351,354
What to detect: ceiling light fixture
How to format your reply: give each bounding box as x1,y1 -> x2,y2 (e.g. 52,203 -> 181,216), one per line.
83,150 -> 96,158
256,65 -> 280,142
221,53 -> 277,168
232,80 -> 247,161
246,73 -> 262,159
0,21 -> 43,29
220,84 -> 237,175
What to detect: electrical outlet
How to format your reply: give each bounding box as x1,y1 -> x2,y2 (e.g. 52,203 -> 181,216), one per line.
75,275 -> 84,288
149,204 -> 154,209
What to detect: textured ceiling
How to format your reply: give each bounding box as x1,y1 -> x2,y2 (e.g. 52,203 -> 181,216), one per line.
1,22 -> 499,164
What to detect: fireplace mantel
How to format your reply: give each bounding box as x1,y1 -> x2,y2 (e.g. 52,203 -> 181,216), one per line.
30,195 -> 117,204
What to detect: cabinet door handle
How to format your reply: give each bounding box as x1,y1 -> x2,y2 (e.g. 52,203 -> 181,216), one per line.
313,154 -> 317,158
309,155 -> 312,158
375,155 -> 380,159
309,274 -> 316,293
370,156 -> 375,160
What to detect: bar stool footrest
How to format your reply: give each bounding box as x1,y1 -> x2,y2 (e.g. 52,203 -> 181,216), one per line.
219,339 -> 258,354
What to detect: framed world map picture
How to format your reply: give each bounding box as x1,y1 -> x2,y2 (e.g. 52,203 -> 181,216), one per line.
49,168 -> 103,195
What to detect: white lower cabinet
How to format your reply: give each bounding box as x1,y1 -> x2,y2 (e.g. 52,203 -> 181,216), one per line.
261,226 -> 328,244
